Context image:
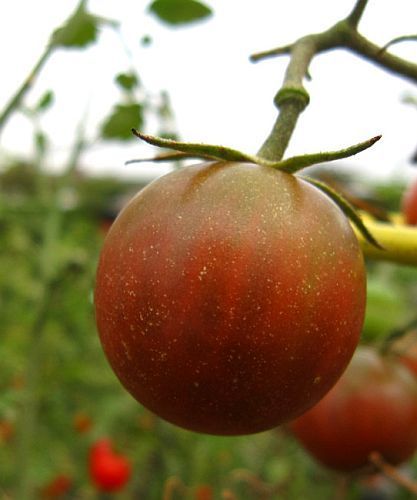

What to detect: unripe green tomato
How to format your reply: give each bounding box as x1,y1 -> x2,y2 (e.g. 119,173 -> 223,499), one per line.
95,161 -> 366,435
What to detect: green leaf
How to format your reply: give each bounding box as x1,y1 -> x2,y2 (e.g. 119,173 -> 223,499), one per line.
115,73 -> 140,92
149,0 -> 212,26
301,175 -> 383,250
101,104 -> 144,141
141,35 -> 153,47
125,151 -> 195,165
36,91 -> 54,112
35,131 -> 48,155
51,0 -> 99,48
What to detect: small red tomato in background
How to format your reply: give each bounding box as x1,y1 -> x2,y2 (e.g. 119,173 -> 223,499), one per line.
95,162 -> 366,435
40,474 -> 72,498
194,484 -> 213,500
89,439 -> 131,492
73,411 -> 93,434
289,347 -> 417,472
0,420 -> 14,443
401,177 -> 417,225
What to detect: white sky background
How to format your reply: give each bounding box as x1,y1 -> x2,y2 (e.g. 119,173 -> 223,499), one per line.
1,1 -> 417,183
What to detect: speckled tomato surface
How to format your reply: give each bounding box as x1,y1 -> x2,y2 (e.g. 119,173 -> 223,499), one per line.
95,161 -> 366,435
290,347 -> 417,471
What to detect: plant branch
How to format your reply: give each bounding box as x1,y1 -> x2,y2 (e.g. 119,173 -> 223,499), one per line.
379,35 -> 417,55
369,452 -> 417,495
346,0 -> 369,29
0,47 -> 53,137
252,2 -> 417,161
342,28 -> 417,84
257,37 -> 314,161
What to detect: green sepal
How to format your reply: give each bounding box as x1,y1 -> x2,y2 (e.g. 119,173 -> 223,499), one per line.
131,130 -> 381,174
126,151 -> 197,164
132,129 -> 259,163
301,175 -> 383,250
274,136 -> 382,174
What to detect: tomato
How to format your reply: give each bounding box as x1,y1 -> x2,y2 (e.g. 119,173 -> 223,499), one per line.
194,484 -> 213,500
73,411 -> 93,434
89,439 -> 131,492
290,347 -> 417,472
40,474 -> 72,498
95,161 -> 366,435
401,177 -> 417,225
72,411 -> 93,434
0,420 -> 14,443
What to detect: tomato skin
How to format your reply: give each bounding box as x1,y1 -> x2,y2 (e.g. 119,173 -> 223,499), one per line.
89,439 -> 131,492
401,178 -> 417,225
290,347 -> 417,472
95,162 -> 366,435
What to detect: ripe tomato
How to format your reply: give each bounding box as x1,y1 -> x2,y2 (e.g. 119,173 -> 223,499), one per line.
40,474 -> 72,498
401,177 -> 417,225
95,162 -> 366,435
290,347 -> 417,472
89,439 -> 131,492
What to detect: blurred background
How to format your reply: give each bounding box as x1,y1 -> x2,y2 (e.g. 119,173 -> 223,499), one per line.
2,1 -> 417,498
2,0 -> 417,180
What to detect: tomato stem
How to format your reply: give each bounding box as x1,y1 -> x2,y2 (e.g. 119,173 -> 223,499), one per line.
254,0 -> 417,162
0,47 -> 53,137
368,452 -> 417,495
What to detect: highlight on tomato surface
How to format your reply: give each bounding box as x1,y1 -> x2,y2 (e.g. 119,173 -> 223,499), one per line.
95,161 -> 366,435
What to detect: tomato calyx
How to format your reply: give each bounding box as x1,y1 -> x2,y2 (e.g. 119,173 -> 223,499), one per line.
129,129 -> 382,249
130,129 -> 381,173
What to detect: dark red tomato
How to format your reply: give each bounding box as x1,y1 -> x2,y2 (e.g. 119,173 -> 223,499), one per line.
290,347 -> 417,472
89,439 -> 131,492
0,419 -> 14,442
95,162 -> 366,435
40,474 -> 72,498
194,484 -> 213,500
401,177 -> 417,225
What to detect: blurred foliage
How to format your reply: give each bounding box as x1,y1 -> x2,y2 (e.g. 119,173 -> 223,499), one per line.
1,160 -> 417,499
115,73 -> 140,92
2,0 -> 417,498
50,0 -> 111,49
148,0 -> 213,26
100,103 -> 144,141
